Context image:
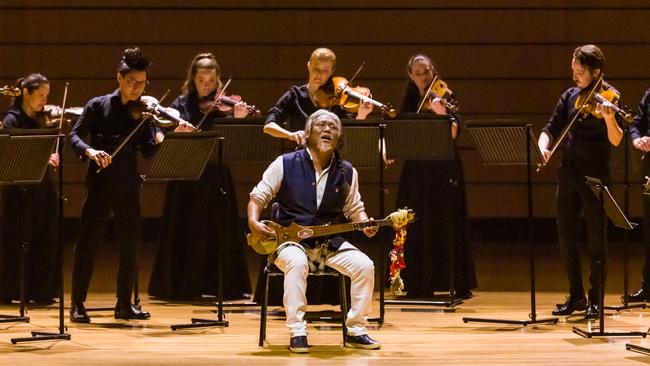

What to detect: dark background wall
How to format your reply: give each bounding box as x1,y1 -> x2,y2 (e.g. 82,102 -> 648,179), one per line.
2,1 -> 650,220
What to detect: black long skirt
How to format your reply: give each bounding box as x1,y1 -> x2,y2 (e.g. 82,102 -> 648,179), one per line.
148,163 -> 251,301
0,176 -> 59,302
395,158 -> 477,297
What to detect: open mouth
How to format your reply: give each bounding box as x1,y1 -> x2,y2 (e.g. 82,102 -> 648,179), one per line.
321,134 -> 332,142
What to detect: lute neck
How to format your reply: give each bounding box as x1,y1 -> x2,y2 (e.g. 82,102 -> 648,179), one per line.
309,218 -> 391,237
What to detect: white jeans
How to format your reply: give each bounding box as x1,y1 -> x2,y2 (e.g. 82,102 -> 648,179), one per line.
274,241 -> 375,338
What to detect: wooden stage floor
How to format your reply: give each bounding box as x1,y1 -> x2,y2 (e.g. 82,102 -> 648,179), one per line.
2,291 -> 650,365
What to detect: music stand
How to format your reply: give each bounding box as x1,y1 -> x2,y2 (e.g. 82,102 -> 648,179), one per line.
4,129 -> 72,343
604,132 -> 646,311
382,115 -> 463,309
573,176 -> 647,338
461,119 -> 558,326
171,121 -> 278,330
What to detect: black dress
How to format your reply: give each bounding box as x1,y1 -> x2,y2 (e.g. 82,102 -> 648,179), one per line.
395,83 -> 477,297
0,106 -> 59,303
147,91 -> 251,301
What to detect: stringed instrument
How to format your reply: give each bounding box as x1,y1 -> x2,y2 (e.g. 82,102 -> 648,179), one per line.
247,208 -> 415,255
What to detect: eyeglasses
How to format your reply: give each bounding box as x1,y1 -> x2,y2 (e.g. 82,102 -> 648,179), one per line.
125,77 -> 148,89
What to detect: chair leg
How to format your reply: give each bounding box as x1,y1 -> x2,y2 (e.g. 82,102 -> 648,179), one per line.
259,271 -> 270,347
339,274 -> 348,342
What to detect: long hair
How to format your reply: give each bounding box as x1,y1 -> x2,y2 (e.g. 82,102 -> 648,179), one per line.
304,109 -> 348,180
400,54 -> 437,112
13,73 -> 49,108
181,53 -> 223,96
303,109 -> 344,150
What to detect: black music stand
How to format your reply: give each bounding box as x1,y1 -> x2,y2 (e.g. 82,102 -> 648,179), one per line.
171,122 -> 278,330
573,176 -> 647,338
604,132 -> 646,311
461,119 -> 558,326
3,129 -> 71,343
382,115 -> 463,309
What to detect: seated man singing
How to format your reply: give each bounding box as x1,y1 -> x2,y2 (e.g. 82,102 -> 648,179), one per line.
247,109 -> 380,353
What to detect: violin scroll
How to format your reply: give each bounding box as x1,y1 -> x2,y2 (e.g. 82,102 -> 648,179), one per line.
1,85 -> 21,97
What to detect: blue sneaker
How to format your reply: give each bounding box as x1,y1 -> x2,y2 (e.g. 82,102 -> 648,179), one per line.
289,336 -> 309,353
345,334 -> 381,350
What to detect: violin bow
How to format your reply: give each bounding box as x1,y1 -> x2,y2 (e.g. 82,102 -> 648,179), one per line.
96,90 -> 170,173
54,82 -> 69,154
416,75 -> 439,114
195,77 -> 232,131
537,75 -> 603,172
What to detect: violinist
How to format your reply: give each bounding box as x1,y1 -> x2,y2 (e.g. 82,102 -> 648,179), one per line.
264,47 -> 373,145
148,52 -> 251,301
0,73 -> 59,305
627,88 -> 650,302
68,47 -> 161,323
538,44 -> 623,318
395,54 -> 476,299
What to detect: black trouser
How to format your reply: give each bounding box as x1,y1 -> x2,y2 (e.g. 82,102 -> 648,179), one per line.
640,159 -> 650,286
71,166 -> 142,304
556,165 -> 609,300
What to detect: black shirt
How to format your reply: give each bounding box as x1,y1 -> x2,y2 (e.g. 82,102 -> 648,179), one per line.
169,91 -> 228,130
265,84 -> 351,132
2,105 -> 40,129
398,81 -> 460,128
542,86 -> 623,178
68,89 -> 158,159
630,88 -> 650,141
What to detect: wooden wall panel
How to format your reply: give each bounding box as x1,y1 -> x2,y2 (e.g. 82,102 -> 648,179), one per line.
1,1 -> 649,219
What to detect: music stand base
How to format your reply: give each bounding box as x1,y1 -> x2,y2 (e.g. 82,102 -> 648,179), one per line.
604,302 -> 647,311
385,298 -> 464,307
627,343 -> 650,355
11,331 -> 71,344
171,318 -> 229,331
0,314 -> 29,323
220,302 -> 258,308
462,316 -> 558,326
573,326 -> 648,338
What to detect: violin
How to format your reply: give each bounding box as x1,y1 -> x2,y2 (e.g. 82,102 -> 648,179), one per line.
127,96 -> 195,130
314,76 -> 397,118
419,77 -> 459,113
537,75 -> 631,172
198,92 -> 261,117
1,85 -> 21,97
575,81 -> 633,123
34,109 -> 57,128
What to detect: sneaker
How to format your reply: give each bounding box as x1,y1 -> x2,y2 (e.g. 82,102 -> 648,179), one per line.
289,336 -> 309,353
344,334 -> 381,350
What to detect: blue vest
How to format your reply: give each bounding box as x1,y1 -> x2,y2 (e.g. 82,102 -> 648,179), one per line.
276,149 -> 354,249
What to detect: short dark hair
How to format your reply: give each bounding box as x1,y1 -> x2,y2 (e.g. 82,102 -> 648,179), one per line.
14,73 -> 49,107
117,47 -> 152,76
573,44 -> 605,72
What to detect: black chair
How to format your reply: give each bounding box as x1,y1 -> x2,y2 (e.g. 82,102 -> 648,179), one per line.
258,203 -> 349,347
